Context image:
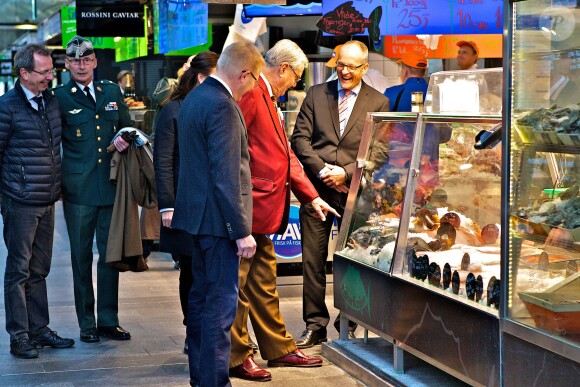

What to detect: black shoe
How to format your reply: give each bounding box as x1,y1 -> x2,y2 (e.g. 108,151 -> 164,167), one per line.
295,329 -> 327,349
248,337 -> 258,353
10,337 -> 39,359
31,330 -> 75,349
80,328 -> 100,343
97,326 -> 131,340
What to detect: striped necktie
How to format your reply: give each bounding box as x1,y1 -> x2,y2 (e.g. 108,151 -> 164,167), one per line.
338,89 -> 352,136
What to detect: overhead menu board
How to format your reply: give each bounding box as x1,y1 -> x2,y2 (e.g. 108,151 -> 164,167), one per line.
320,0 -> 503,38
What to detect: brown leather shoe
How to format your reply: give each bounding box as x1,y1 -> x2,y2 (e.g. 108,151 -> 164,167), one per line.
229,356 -> 272,382
267,349 -> 323,367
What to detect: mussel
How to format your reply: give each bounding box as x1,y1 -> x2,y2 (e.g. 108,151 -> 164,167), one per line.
442,263 -> 451,290
466,273 -> 476,300
475,275 -> 484,302
452,270 -> 460,294
460,252 -> 470,271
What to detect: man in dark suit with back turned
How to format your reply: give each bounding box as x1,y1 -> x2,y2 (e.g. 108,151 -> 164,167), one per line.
291,40 -> 390,348
172,41 -> 263,387
52,36 -> 133,344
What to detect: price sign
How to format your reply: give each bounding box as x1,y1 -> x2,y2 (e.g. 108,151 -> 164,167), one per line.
385,0 -> 503,35
319,0 -> 503,37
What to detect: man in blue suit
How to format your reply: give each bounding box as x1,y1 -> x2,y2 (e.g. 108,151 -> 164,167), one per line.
172,41 -> 264,387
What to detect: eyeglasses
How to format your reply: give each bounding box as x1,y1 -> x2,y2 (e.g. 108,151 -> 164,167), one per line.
245,70 -> 258,82
336,61 -> 366,72
288,65 -> 302,83
29,68 -> 56,77
68,58 -> 95,66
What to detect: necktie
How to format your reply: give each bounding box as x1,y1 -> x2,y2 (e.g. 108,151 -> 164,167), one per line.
271,95 -> 285,129
84,86 -> 96,105
32,95 -> 45,115
338,89 -> 352,136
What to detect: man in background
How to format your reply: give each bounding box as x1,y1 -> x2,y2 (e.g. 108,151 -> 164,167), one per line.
172,41 -> 263,387
53,35 -> 134,344
384,51 -> 428,112
457,41 -> 479,70
116,70 -> 132,96
291,41 -> 389,348
0,43 -> 74,359
229,39 -> 331,382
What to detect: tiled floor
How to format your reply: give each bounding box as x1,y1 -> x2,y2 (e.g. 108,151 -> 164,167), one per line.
0,202 -> 362,386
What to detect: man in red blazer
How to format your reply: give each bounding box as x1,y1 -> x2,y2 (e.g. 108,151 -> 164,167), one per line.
229,40 -> 338,382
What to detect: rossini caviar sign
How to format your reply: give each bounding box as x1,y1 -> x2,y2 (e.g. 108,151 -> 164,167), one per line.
76,4 -> 145,37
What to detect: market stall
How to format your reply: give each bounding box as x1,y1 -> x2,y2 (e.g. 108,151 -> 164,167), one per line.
332,68 -> 503,386
501,0 -> 580,383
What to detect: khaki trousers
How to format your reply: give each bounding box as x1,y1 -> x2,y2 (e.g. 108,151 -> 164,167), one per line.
229,233 -> 296,367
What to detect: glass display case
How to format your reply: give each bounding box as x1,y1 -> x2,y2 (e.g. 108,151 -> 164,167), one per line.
502,0 -> 580,381
332,69 -> 505,385
336,70 -> 504,312
336,112 -> 502,310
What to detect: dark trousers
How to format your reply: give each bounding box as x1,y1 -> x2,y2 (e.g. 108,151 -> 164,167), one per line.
300,202 -> 357,334
2,195 -> 53,341
178,254 -> 192,326
187,235 -> 239,387
63,201 -> 119,330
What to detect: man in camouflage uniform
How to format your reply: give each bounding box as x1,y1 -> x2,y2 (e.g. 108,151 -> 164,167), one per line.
52,35 -> 134,343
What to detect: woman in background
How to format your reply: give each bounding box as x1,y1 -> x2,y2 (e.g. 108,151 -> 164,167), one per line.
153,51 -> 219,353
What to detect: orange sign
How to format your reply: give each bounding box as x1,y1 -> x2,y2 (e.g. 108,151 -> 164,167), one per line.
384,35 -> 503,59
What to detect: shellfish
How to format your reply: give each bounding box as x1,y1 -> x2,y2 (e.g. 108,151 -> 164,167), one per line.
452,270 -> 460,295
466,273 -> 476,300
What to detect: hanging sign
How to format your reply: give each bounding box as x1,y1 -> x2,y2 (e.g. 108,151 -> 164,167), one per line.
384,34 -> 503,59
384,0 -> 503,35
76,4 -> 145,37
319,0 -> 503,38
61,6 -> 116,49
318,1 -> 385,44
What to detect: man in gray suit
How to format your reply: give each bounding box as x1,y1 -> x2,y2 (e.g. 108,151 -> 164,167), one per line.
291,41 -> 390,348
172,41 -> 264,387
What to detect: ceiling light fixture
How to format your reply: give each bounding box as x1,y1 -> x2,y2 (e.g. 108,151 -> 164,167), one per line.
0,23 -> 38,31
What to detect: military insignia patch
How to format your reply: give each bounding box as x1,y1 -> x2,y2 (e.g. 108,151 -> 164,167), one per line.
71,87 -> 77,93
105,102 -> 118,111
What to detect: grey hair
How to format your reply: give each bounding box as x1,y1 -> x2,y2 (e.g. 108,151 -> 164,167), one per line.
14,44 -> 51,75
265,39 -> 308,69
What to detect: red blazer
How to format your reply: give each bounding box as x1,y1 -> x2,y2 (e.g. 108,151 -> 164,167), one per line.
239,77 -> 318,234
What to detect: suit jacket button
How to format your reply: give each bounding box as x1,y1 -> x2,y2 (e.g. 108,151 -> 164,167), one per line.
285,182 -> 289,186
98,159 -> 102,164
95,115 -> 99,119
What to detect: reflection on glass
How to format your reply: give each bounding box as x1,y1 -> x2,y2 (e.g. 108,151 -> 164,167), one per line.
338,121 -> 417,272
508,0 -> 580,344
400,121 -> 502,309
